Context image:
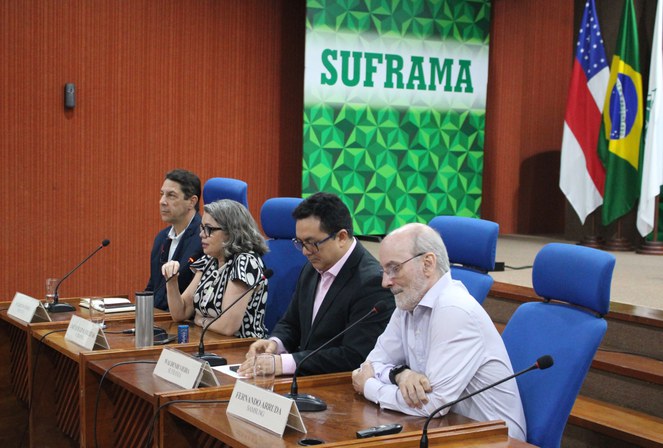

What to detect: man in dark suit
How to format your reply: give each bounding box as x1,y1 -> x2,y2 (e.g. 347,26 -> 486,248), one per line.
239,192 -> 395,376
146,169 -> 203,310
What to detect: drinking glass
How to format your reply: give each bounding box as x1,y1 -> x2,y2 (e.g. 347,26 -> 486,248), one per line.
253,353 -> 276,391
45,278 -> 59,304
87,298 -> 105,328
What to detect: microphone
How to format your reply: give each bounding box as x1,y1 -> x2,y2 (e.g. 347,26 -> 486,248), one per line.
419,355 -> 554,448
285,299 -> 389,412
46,239 -> 111,313
195,268 -> 273,367
154,257 -> 197,297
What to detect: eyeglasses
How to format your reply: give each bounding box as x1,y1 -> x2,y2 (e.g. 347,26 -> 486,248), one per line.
292,232 -> 337,253
200,224 -> 224,238
382,252 -> 426,278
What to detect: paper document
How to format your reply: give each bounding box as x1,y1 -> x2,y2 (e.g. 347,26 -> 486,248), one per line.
215,364 -> 247,378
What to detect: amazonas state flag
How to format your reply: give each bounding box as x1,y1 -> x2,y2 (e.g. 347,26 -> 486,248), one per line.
598,0 -> 643,226
560,0 -> 609,224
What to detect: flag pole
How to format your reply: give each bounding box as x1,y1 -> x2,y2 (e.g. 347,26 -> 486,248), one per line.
603,219 -> 634,251
579,212 -> 604,248
637,195 -> 663,254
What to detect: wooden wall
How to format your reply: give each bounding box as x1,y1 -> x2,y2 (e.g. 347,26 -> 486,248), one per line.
3,0 -> 639,301
483,0 -> 573,234
0,0 -> 305,300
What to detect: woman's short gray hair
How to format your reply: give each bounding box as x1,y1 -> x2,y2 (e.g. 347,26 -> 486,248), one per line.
204,199 -> 268,259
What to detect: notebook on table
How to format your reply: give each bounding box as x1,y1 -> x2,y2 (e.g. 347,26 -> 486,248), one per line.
79,297 -> 136,313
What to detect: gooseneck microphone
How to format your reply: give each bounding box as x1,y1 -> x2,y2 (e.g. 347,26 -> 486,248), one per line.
155,257 -> 197,297
419,355 -> 554,448
195,269 -> 273,367
46,239 -> 111,313
285,299 -> 389,412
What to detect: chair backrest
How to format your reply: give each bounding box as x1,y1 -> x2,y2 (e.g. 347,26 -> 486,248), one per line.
260,197 -> 307,333
428,215 -> 499,304
202,177 -> 249,208
501,243 -> 615,448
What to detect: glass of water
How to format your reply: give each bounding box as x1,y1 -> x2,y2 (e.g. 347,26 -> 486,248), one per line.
253,353 -> 276,392
45,278 -> 59,304
87,298 -> 105,328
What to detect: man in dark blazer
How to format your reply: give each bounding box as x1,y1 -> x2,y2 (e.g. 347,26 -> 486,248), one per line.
146,169 -> 204,310
239,192 -> 395,376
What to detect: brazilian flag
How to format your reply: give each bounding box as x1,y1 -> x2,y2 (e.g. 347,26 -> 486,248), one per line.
598,0 -> 643,225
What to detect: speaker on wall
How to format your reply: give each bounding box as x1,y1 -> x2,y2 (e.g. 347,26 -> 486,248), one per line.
64,83 -> 75,109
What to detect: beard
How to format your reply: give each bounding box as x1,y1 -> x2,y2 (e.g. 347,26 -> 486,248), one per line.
393,268 -> 429,312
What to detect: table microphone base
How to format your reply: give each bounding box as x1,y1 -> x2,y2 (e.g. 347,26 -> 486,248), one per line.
46,302 -> 76,313
195,352 -> 227,367
284,393 -> 327,412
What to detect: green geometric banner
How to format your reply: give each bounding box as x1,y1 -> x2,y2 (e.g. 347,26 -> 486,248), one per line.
303,0 -> 491,235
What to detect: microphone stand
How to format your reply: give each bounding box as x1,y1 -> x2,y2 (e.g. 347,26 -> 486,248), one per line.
419,355 -> 554,448
285,300 -> 387,412
194,269 -> 273,367
46,239 -> 110,313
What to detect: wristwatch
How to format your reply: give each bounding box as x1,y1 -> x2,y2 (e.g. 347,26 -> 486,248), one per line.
389,364 -> 409,385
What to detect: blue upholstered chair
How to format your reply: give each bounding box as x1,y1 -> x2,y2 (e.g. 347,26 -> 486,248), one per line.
260,197 -> 307,333
202,177 -> 249,208
501,243 -> 615,448
428,216 -> 499,304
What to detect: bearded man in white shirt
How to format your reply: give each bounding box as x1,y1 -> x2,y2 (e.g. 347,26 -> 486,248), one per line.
352,223 -> 526,441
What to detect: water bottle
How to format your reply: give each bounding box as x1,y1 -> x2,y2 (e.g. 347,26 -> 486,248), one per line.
135,291 -> 154,347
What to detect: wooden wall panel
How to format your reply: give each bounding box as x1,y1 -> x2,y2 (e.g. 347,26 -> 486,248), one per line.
483,0 -> 573,234
0,0 -> 304,300
1,0 -> 634,301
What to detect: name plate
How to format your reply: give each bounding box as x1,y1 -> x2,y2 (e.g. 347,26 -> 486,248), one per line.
227,380 -> 306,437
64,315 -> 110,350
153,347 -> 220,389
7,292 -> 51,324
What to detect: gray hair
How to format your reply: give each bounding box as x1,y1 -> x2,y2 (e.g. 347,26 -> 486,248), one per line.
203,199 -> 269,259
389,223 -> 450,276
412,225 -> 450,276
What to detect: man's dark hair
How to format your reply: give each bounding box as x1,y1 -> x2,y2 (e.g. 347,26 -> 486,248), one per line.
292,192 -> 354,238
165,169 -> 201,211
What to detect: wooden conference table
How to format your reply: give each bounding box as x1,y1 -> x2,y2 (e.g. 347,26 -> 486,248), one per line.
77,342 -> 534,448
0,297 -> 240,447
28,314 -> 242,447
79,341 -> 258,447
80,345 -> 531,448
3,299 -> 535,448
156,374 -> 533,448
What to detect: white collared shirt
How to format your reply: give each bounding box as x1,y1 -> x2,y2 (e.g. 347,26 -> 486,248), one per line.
166,214 -> 196,261
364,272 -> 527,441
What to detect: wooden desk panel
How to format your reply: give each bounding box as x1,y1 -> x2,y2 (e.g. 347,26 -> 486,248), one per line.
0,298 -> 82,402
0,297 -> 141,447
28,317 -> 240,447
157,376 -> 532,448
0,306 -> 30,447
81,343 -> 258,448
0,297 -> 162,403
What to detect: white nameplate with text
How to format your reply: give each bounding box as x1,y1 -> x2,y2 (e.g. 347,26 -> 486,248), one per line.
153,347 -> 220,389
7,292 -> 52,324
227,380 -> 306,437
64,315 -> 109,351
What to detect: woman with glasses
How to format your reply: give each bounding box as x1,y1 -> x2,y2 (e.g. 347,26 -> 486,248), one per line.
161,199 -> 269,338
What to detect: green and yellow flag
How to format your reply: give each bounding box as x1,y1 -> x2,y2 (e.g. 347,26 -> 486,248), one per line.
598,0 -> 643,225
